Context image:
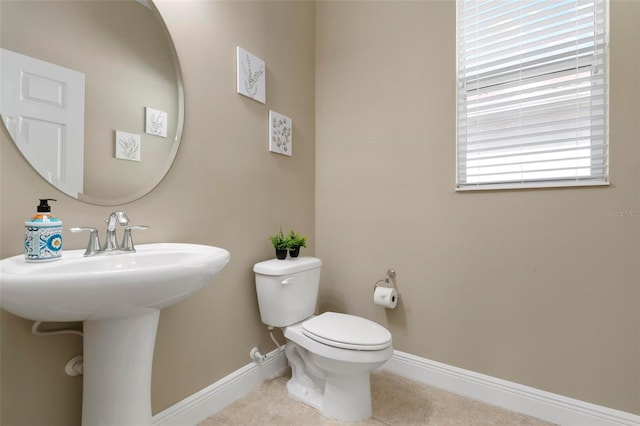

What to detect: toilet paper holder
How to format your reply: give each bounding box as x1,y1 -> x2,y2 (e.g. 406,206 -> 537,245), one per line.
374,268 -> 399,297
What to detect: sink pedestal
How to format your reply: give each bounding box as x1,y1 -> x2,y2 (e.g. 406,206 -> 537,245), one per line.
82,310 -> 160,425
0,243 -> 230,425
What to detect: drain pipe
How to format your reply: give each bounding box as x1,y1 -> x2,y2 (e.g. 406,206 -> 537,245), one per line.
32,321 -> 84,376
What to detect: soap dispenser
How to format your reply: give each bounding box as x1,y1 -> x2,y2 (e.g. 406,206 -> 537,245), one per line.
25,198 -> 63,262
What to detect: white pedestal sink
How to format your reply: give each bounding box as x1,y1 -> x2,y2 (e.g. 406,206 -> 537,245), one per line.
0,243 -> 230,425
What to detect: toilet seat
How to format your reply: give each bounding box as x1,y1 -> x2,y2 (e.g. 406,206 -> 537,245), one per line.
302,312 -> 392,351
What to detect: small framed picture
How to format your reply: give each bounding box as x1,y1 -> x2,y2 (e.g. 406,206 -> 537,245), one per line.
145,107 -> 168,137
237,46 -> 266,104
269,111 -> 292,156
115,130 -> 141,161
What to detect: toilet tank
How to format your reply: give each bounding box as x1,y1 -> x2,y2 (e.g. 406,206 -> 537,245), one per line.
253,257 -> 322,327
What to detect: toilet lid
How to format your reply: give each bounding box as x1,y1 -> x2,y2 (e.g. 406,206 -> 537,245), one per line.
302,312 -> 392,351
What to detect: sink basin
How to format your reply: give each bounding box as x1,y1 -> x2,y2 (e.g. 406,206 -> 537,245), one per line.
0,243 -> 230,321
0,242 -> 230,425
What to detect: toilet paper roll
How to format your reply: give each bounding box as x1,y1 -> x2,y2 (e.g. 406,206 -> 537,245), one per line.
374,287 -> 398,309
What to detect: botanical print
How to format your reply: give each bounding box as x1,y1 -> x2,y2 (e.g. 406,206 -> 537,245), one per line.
145,107 -> 167,137
115,130 -> 141,161
269,110 -> 292,156
237,46 -> 266,104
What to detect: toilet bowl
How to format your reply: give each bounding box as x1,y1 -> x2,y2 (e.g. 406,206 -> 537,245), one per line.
254,257 -> 393,422
284,312 -> 392,421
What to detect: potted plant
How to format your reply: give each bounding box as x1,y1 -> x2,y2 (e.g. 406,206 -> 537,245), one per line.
269,227 -> 289,260
287,229 -> 307,258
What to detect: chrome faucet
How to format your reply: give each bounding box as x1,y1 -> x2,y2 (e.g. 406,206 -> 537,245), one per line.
71,211 -> 148,256
104,210 -> 129,252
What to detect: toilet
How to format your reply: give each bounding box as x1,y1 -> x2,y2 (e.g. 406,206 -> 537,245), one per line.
254,256 -> 393,422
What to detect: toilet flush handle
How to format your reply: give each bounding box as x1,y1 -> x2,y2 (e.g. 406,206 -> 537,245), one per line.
281,277 -> 295,285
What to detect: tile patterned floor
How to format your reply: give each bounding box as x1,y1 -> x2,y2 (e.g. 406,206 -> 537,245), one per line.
199,368 -> 555,425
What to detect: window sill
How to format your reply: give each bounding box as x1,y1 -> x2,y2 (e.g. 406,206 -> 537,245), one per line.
455,180 -> 610,192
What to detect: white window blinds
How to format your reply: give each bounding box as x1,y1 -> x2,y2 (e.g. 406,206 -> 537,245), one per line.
457,0 -> 608,190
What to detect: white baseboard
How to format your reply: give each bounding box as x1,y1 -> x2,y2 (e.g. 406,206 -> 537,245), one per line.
152,347 -> 639,426
152,347 -> 288,426
381,350 -> 640,426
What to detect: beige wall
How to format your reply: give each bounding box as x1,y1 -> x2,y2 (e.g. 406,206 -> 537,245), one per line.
1,1 -> 638,425
316,0 -> 639,415
0,1 -> 315,425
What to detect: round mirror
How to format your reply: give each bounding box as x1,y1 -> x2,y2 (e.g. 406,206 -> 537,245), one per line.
0,0 -> 183,205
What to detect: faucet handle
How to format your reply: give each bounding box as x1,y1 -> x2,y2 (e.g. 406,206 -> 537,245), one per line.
120,225 -> 149,252
70,227 -> 102,256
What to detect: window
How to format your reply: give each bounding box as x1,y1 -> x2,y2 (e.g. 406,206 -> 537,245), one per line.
456,0 -> 608,190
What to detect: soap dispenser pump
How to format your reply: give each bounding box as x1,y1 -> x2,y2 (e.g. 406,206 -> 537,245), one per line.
25,198 -> 63,262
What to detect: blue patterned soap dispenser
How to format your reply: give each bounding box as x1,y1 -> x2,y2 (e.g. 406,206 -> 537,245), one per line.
24,199 -> 63,262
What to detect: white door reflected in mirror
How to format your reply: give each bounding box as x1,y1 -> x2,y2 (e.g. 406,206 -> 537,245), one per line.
1,48 -> 85,198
